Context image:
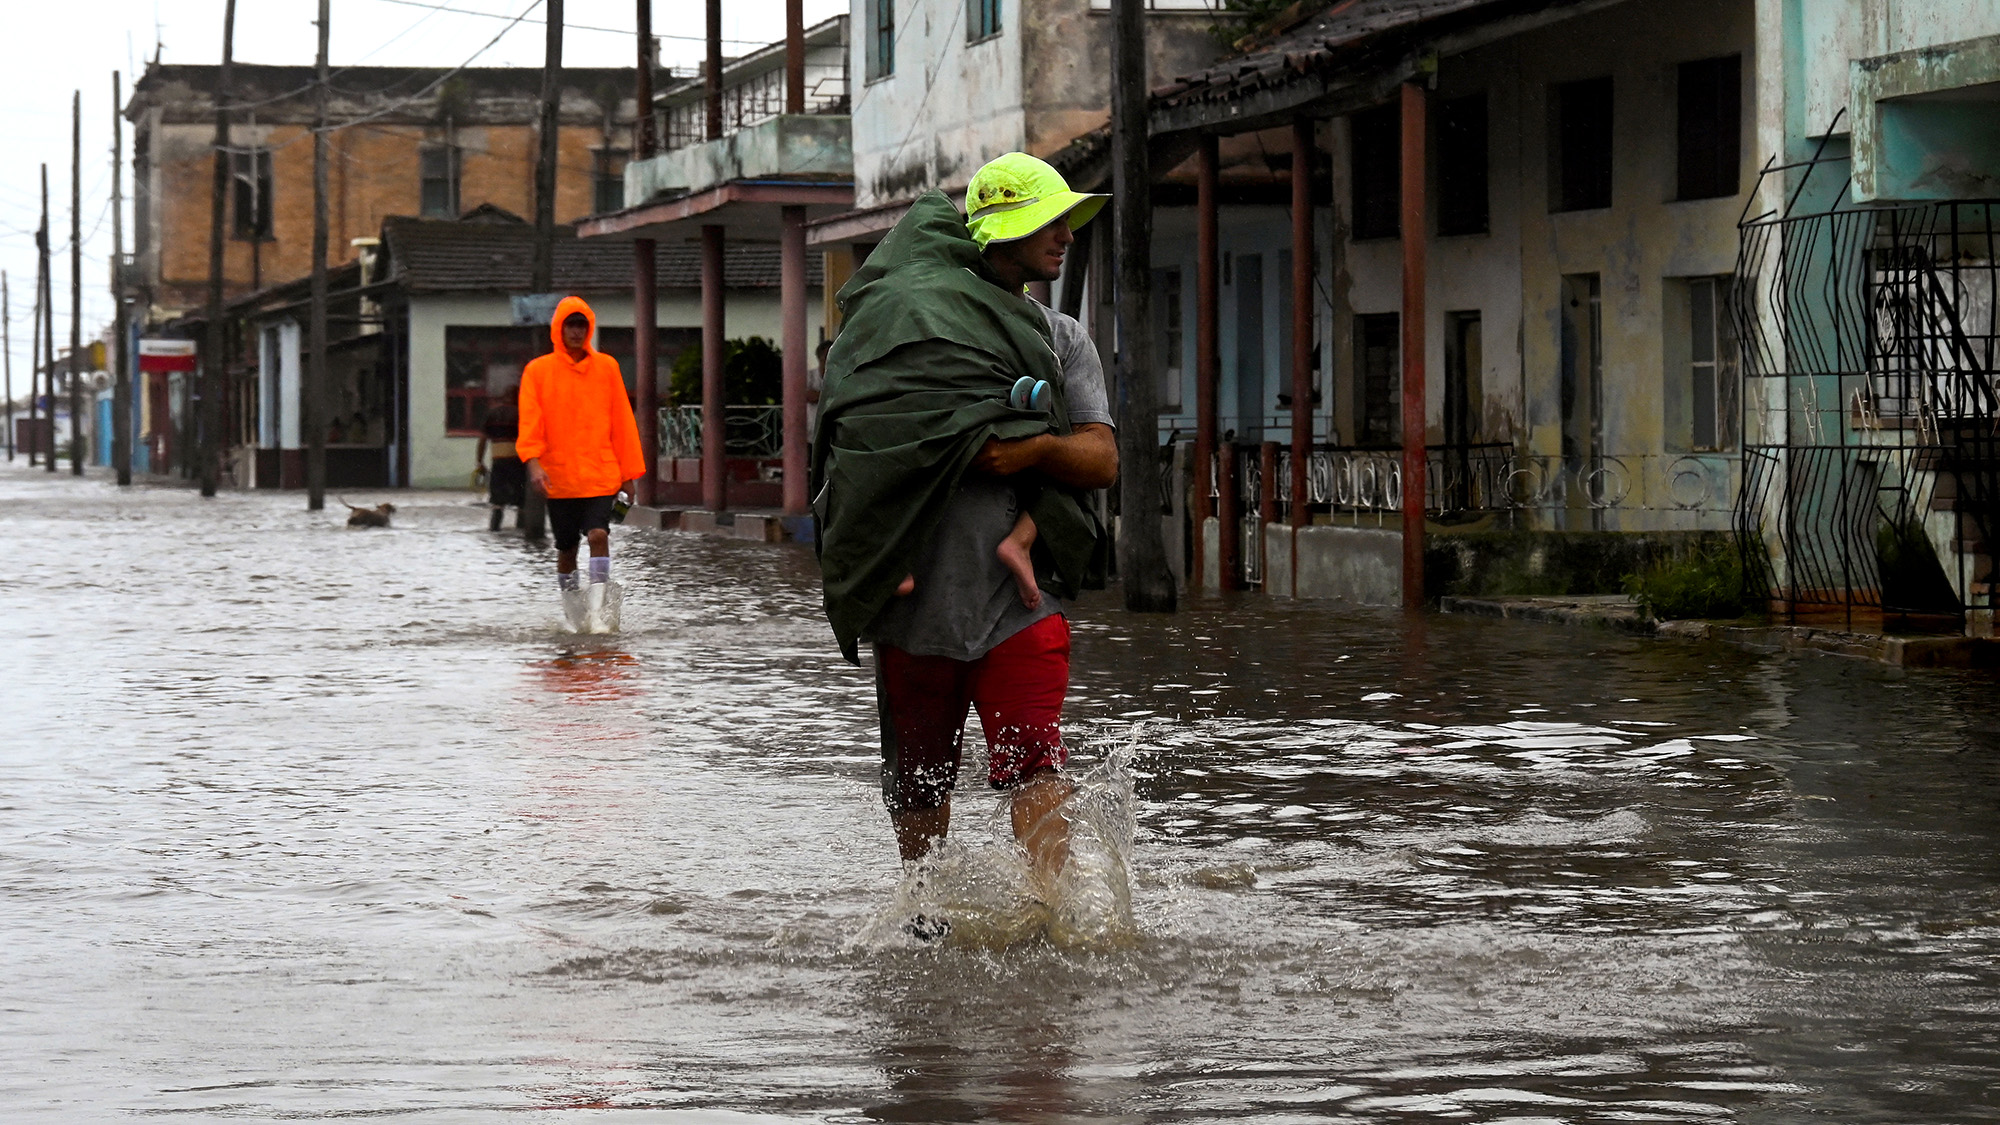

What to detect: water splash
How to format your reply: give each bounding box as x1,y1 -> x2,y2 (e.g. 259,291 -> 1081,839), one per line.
848,733 -> 1143,952
559,580 -> 622,633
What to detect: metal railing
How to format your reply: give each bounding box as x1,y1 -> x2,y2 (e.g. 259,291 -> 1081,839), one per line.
658,404 -> 785,460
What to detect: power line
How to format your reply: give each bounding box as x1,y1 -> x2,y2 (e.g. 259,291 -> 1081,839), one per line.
365,0 -> 769,45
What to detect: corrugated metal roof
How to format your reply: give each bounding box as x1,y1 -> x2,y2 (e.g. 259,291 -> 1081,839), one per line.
1152,0 -> 1618,126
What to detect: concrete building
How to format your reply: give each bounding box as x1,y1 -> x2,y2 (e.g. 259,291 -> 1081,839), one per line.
1735,0 -> 2000,634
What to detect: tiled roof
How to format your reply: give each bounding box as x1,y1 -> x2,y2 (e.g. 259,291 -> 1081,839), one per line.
381,215 -> 821,293
1152,0 -> 1599,117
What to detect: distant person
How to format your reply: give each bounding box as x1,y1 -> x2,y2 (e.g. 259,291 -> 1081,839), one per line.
476,385 -> 524,531
812,153 -> 1115,935
517,297 -> 645,632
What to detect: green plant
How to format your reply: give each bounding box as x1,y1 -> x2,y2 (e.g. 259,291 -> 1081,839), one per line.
667,336 -> 784,407
1623,546 -> 1747,620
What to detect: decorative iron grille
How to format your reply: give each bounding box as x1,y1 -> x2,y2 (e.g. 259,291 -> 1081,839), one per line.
658,405 -> 785,460
1732,145 -> 1997,627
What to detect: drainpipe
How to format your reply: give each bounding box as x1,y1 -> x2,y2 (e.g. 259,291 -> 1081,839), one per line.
1195,134 -> 1219,594
1289,116 -> 1315,599
1399,80 -> 1428,609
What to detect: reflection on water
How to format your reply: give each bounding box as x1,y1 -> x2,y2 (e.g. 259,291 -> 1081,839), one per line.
2,465 -> 1999,1121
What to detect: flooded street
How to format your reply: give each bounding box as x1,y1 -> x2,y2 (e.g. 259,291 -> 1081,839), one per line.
4,464 -> 2000,1123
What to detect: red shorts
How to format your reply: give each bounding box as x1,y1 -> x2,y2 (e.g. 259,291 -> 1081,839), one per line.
872,614 -> 1072,813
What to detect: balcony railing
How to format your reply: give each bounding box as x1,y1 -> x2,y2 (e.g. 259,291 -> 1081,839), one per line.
659,404 -> 785,460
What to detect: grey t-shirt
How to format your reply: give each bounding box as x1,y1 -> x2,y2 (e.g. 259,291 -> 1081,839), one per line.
866,305 -> 1113,661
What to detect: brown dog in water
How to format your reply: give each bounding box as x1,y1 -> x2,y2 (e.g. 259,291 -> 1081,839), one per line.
339,498 -> 396,528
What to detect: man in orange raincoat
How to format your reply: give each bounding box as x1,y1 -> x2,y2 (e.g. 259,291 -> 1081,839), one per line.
516,296 -> 645,629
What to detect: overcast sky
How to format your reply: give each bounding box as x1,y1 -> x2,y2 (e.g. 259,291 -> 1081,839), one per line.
0,0 -> 847,390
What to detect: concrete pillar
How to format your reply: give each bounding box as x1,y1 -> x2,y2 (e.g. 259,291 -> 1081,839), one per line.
633,237 -> 657,506
701,223 -> 726,512
1195,134 -> 1220,592
780,205 -> 808,516
1400,82 -> 1429,609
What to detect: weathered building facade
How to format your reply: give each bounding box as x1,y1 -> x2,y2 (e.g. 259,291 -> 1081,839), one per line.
126,64 -> 639,317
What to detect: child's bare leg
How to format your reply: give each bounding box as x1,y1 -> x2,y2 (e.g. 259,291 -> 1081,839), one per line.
895,574 -> 915,596
996,512 -> 1040,609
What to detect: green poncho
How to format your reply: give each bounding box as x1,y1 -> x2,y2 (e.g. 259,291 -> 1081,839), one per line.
811,191 -> 1108,663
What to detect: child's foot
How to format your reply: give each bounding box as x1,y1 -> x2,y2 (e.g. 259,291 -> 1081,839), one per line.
895,574 -> 916,596
996,538 -> 1041,609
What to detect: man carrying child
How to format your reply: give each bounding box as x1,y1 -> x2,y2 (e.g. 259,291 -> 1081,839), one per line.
811,153 -> 1118,927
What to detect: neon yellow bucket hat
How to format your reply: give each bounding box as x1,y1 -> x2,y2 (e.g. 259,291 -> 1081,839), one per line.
964,152 -> 1109,249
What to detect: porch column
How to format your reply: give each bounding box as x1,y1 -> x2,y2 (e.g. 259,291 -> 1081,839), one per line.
701,223 -> 726,512
780,204 -> 809,515
1399,81 -> 1428,609
1289,116 -> 1315,602
1194,134 -> 1220,590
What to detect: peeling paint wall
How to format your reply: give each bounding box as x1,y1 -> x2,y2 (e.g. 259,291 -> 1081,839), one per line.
848,0 -> 1218,209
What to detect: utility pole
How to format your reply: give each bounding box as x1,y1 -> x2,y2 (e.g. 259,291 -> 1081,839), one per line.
29,212 -> 42,468
112,71 -> 131,485
70,90 -> 84,476
632,0 -> 657,507
523,0 -> 563,539
3,272 -> 12,462
530,0 -> 563,293
1110,0 -> 1175,611
306,0 -> 330,511
200,0 -> 237,497
42,166 -> 56,475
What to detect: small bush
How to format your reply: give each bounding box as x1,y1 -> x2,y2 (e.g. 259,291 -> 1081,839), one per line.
1624,547 -> 1747,620
668,336 -> 783,406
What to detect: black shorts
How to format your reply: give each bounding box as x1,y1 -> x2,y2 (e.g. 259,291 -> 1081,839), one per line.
487,456 -> 526,507
546,494 -> 617,552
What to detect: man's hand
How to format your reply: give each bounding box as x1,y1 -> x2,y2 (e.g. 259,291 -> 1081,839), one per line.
526,459 -> 551,495
971,423 -> 1117,490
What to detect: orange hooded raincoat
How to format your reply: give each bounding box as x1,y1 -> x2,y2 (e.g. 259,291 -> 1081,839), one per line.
516,296 -> 645,499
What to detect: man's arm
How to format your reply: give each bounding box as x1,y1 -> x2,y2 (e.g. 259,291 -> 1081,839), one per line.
970,422 -> 1117,490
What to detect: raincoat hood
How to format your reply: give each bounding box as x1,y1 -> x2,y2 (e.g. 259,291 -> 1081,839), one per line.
549,295 -> 597,358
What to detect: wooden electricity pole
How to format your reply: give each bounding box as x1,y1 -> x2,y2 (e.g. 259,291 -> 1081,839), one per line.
1110,0 -> 1175,611
41,167 -> 56,475
530,0 -> 563,293
522,0 -> 563,539
632,0 -> 657,506
70,90 -> 84,476
306,0 -> 330,511
200,0 -> 238,497
112,72 -> 132,485
29,210 -> 43,468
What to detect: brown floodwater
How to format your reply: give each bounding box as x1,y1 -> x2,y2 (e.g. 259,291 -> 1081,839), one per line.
2,464 -> 1998,1123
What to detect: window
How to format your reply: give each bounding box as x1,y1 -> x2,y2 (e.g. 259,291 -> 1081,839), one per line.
1559,273 -> 1602,472
1234,254 -> 1265,438
866,0 -> 894,81
1356,313 -> 1399,445
1437,94 -> 1488,235
230,147 -> 273,241
1443,311 -> 1482,446
1153,266 -> 1183,412
1350,104 -> 1400,240
593,148 -> 629,215
1551,77 -> 1613,212
1687,276 -> 1739,450
420,144 -> 460,219
1677,56 -> 1741,201
968,0 -> 1001,41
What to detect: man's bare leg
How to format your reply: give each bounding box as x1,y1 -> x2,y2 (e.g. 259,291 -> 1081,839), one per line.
895,574 -> 915,596
892,801 -> 950,863
1011,768 -> 1071,894
996,512 -> 1040,609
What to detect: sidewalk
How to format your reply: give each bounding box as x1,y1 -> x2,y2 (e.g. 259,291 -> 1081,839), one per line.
1440,594 -> 2000,669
